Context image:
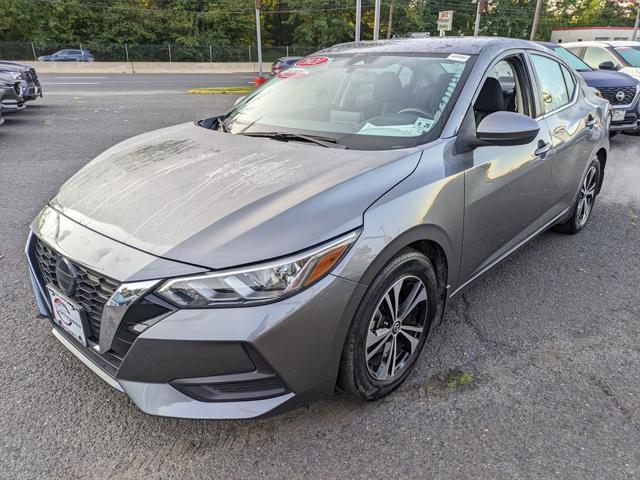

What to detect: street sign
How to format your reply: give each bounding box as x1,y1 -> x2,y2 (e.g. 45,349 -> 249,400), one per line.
437,10 -> 453,32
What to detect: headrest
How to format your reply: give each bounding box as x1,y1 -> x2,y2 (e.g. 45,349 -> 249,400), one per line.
413,73 -> 456,113
373,71 -> 405,103
475,77 -> 504,112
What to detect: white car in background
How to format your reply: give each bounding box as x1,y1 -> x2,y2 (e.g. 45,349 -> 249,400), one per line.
563,41 -> 640,81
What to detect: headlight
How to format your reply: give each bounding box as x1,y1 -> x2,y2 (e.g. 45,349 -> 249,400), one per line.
156,230 -> 359,307
8,72 -> 21,80
594,89 -> 603,98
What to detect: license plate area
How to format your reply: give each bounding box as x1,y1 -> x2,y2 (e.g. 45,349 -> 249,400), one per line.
47,285 -> 89,347
612,110 -> 626,122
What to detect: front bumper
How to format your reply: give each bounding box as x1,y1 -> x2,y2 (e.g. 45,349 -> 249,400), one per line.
26,207 -> 364,419
610,109 -> 639,132
23,85 -> 42,100
1,99 -> 26,113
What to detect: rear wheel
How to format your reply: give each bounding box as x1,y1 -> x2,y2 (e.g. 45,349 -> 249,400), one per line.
338,249 -> 439,400
554,158 -> 601,234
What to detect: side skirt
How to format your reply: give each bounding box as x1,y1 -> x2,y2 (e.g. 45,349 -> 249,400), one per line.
449,205 -> 571,299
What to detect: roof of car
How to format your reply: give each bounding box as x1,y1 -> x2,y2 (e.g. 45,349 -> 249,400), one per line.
319,36 -> 547,56
535,41 -> 559,49
597,40 -> 640,47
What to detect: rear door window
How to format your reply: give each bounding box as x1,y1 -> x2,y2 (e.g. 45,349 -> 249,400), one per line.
529,54 -> 572,114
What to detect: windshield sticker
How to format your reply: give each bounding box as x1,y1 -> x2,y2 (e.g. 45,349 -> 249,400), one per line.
357,117 -> 434,137
296,56 -> 329,67
276,68 -> 310,79
447,54 -> 470,62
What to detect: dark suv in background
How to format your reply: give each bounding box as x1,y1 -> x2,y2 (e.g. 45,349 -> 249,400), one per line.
539,42 -> 640,135
270,56 -> 303,76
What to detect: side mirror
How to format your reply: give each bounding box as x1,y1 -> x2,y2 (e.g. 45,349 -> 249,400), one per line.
475,111 -> 540,146
598,61 -> 617,71
233,95 -> 246,106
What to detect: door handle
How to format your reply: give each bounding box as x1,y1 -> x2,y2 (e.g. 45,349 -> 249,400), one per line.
586,114 -> 597,128
534,140 -> 551,157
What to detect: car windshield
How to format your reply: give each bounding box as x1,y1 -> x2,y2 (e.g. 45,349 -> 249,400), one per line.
224,53 -> 475,150
615,46 -> 640,67
552,46 -> 591,71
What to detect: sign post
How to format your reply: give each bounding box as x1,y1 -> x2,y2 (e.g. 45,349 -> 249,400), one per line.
255,0 -> 263,78
355,0 -> 362,41
373,0 -> 381,40
437,10 -> 453,37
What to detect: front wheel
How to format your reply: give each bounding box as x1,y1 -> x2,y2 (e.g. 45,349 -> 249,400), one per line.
338,249 -> 440,401
554,158 -> 601,234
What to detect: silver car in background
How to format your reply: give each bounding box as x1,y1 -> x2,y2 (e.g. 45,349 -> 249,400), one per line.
26,37 -> 609,419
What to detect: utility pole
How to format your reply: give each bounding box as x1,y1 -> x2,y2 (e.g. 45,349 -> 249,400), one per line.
387,1 -> 394,39
632,3 -> 640,42
473,0 -> 484,37
373,0 -> 381,41
530,0 -> 543,41
355,0 -> 362,41
255,0 -> 263,77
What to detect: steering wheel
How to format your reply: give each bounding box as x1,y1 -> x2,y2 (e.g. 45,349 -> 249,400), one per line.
397,107 -> 431,117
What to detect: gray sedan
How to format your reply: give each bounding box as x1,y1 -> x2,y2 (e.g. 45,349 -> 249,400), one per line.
26,37 -> 609,419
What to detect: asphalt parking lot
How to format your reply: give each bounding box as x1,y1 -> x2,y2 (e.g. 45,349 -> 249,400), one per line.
0,76 -> 639,479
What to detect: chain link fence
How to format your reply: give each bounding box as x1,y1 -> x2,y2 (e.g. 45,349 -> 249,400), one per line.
0,42 -> 321,63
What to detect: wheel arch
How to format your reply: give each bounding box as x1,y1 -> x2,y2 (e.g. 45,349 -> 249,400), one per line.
355,224 -> 453,291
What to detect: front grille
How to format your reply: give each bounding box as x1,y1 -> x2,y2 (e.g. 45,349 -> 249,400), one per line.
29,68 -> 40,86
33,238 -> 120,343
599,86 -> 638,106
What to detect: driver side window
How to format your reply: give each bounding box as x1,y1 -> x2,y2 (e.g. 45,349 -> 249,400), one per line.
474,56 -> 532,126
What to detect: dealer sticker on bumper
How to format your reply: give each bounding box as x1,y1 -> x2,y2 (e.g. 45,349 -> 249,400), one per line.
47,286 -> 88,346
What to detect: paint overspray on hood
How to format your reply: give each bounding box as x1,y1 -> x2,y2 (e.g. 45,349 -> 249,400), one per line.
51,122 -> 422,269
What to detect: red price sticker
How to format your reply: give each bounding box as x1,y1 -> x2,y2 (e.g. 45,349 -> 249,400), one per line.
296,56 -> 329,67
276,68 -> 310,79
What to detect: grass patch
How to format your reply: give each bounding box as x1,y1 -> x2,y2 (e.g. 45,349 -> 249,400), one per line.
188,86 -> 253,95
446,371 -> 475,388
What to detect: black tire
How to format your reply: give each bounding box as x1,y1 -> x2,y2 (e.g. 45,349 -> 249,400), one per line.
554,158 -> 601,234
338,249 -> 440,401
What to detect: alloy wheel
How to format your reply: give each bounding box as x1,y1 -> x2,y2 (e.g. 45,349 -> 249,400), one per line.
577,164 -> 598,227
365,275 -> 428,381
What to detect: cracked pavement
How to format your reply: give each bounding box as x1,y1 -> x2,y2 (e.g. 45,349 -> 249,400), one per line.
0,89 -> 639,479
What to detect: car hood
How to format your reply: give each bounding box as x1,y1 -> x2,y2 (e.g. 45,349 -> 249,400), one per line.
0,64 -> 25,73
0,61 -> 29,71
51,122 -> 422,270
578,70 -> 638,88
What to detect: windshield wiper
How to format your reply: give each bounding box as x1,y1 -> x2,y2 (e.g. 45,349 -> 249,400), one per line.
241,131 -> 348,149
